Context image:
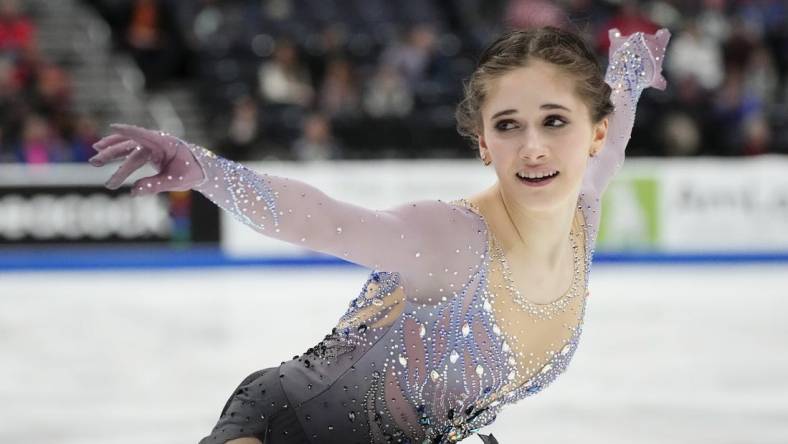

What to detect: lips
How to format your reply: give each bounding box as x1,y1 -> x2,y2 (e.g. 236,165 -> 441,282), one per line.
516,171 -> 560,186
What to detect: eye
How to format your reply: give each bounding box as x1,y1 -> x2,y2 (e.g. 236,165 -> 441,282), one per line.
494,119 -> 517,131
545,115 -> 568,128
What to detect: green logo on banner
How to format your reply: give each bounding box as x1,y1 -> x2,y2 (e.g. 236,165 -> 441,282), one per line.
597,177 -> 659,250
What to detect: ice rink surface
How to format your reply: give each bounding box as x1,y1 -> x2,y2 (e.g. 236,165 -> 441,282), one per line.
1,263 -> 787,444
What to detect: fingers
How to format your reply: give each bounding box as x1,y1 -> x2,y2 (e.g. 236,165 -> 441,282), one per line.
92,134 -> 128,151
608,28 -> 623,43
608,28 -> 626,54
105,147 -> 150,190
644,31 -> 670,54
110,123 -> 169,148
89,140 -> 140,166
607,27 -> 670,92
656,28 -> 671,44
644,29 -> 670,91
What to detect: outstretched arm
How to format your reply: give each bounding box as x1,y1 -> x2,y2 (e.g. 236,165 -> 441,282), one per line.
88,125 -> 486,292
583,27 -> 671,196
185,141 -> 483,273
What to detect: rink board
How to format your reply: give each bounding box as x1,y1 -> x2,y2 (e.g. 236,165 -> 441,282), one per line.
2,157 -> 788,270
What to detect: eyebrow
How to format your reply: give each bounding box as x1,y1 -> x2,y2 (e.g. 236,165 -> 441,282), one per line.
490,104 -> 571,120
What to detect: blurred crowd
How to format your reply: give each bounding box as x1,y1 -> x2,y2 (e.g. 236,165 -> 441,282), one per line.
0,0 -> 101,163
2,0 -> 787,164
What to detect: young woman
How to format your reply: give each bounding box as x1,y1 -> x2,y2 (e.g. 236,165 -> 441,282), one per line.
89,25 -> 670,444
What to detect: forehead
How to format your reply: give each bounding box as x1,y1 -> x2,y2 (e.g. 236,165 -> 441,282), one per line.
481,60 -> 582,117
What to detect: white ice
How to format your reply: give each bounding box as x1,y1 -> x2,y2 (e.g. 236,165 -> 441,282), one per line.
1,263 -> 787,444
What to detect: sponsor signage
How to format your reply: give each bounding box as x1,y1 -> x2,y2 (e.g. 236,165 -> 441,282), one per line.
0,186 -> 219,245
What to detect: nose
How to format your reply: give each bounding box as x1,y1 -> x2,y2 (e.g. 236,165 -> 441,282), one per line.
518,131 -> 549,161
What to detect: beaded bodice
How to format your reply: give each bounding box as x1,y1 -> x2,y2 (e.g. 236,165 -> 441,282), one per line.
300,197 -> 592,443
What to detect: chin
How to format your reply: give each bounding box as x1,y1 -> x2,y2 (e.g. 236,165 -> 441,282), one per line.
509,179 -> 576,211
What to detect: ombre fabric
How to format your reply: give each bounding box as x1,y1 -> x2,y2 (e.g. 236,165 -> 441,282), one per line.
189,28 -> 670,444
200,367 -> 308,444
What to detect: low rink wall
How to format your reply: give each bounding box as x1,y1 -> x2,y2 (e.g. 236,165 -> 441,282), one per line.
2,156 -> 787,269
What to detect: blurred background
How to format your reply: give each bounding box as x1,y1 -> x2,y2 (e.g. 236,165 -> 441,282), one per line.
1,0 -> 787,443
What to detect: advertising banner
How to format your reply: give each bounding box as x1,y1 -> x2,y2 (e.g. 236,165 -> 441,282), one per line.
0,165 -> 219,247
596,156 -> 788,252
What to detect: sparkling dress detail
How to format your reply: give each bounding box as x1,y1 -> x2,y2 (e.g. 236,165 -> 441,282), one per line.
196,30 -> 666,444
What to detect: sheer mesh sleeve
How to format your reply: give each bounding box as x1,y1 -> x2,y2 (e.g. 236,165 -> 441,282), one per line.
188,145 -> 488,298
581,30 -> 668,247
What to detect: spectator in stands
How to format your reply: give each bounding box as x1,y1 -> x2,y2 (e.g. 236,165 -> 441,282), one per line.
258,38 -> 314,107
318,57 -> 360,120
662,71 -> 715,154
56,0 -> 788,161
764,13 -> 787,87
190,0 -> 224,45
29,64 -> 73,133
659,112 -> 701,156
263,0 -> 294,22
0,127 -> 7,161
69,114 -> 101,162
304,24 -> 349,96
595,0 -> 659,54
119,0 -> 185,90
697,0 -> 731,43
744,45 -> 780,104
722,15 -> 758,75
712,69 -> 766,155
0,0 -> 34,54
292,113 -> 341,161
441,0 -> 506,49
0,56 -> 22,123
17,114 -> 66,163
741,112 -> 772,155
665,17 -> 725,91
220,94 -> 266,160
11,43 -> 44,90
363,63 -> 414,118
504,0 -> 567,29
380,24 -> 438,89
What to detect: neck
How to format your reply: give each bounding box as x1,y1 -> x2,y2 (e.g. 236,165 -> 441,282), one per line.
491,184 -> 577,270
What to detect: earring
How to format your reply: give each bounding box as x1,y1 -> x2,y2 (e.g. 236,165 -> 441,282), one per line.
481,153 -> 491,165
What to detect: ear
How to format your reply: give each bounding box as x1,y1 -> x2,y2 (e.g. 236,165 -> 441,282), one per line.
590,116 -> 608,156
478,132 -> 489,158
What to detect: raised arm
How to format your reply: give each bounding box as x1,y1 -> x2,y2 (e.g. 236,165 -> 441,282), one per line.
89,124 -> 487,294
580,28 -> 671,246
583,27 -> 671,197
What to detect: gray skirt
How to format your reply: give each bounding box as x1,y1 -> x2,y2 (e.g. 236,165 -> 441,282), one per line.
199,365 -> 309,444
198,365 -> 500,444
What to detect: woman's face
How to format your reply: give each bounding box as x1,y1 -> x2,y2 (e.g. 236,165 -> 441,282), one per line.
478,59 -> 607,211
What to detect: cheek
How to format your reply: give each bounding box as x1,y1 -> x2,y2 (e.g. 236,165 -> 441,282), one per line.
562,133 -> 591,165
555,145 -> 589,176
485,131 -> 504,146
486,133 -> 520,156
564,151 -> 591,184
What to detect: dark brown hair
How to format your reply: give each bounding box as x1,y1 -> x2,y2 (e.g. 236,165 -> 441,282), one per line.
455,26 -> 614,149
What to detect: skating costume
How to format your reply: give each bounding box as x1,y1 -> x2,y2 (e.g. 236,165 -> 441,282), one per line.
196,30 -> 667,444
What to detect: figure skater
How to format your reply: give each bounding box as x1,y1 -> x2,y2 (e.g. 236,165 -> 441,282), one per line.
88,25 -> 670,444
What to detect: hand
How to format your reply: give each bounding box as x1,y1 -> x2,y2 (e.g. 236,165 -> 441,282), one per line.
89,124 -> 205,196
608,27 -> 671,91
